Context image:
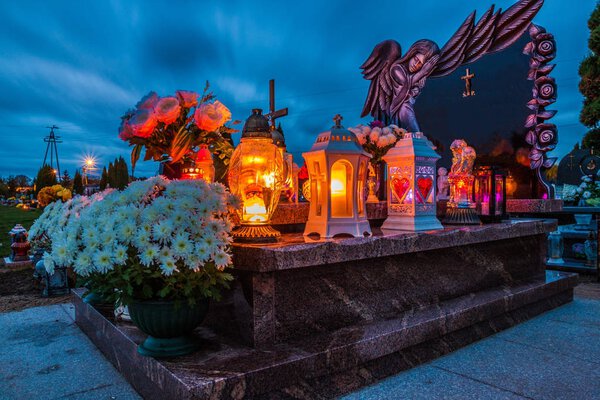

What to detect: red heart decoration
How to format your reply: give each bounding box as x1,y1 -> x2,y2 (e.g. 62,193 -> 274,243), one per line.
390,177 -> 411,203
416,176 -> 433,204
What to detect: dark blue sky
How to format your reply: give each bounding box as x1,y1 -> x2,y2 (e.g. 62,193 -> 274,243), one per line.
0,0 -> 594,178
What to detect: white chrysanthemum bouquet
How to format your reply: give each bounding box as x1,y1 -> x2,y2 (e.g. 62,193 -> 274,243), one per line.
348,122 -> 407,165
44,176 -> 240,307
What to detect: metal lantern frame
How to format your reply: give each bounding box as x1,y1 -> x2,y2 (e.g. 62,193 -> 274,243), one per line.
473,165 -> 507,223
303,116 -> 372,238
381,132 -> 443,232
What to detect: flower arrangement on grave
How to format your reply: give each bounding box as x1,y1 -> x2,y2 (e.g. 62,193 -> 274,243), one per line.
348,121 -> 405,166
118,83 -> 238,180
43,176 -> 240,307
37,184 -> 72,207
562,173 -> 600,206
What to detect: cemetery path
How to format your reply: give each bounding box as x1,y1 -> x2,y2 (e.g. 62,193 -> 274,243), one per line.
0,287 -> 598,400
343,295 -> 600,400
0,303 -> 140,400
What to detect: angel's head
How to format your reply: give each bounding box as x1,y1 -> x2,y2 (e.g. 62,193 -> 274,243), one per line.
450,139 -> 467,153
404,40 -> 439,73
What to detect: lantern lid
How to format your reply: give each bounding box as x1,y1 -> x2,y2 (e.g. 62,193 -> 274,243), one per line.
196,144 -> 212,163
383,132 -> 440,161
305,114 -> 371,157
242,109 -> 271,139
9,224 -> 26,236
271,124 -> 286,148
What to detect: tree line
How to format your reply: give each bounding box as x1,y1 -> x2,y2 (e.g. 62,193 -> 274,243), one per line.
0,157 -> 130,198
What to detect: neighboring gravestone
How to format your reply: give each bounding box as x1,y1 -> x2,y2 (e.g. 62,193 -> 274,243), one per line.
557,148 -> 600,185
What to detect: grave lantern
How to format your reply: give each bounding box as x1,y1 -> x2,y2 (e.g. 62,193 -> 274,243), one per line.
181,145 -> 215,183
381,132 -> 443,231
9,224 -> 30,262
228,109 -> 286,242
303,114 -> 372,238
474,166 -> 507,222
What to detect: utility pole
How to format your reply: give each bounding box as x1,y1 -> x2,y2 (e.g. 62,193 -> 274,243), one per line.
42,125 -> 62,182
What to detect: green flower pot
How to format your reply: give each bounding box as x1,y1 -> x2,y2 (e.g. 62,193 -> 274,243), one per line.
128,298 -> 209,358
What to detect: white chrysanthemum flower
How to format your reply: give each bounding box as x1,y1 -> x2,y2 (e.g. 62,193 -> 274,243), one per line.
93,249 -> 114,273
43,252 -> 55,275
139,245 -> 160,266
101,229 -> 116,246
172,233 -> 192,259
160,257 -> 177,276
114,245 -> 128,265
133,229 -> 151,248
195,242 -> 210,262
51,240 -> 71,267
153,220 -> 173,243
74,252 -> 92,275
214,250 -> 232,271
118,221 -> 137,244
583,191 -> 592,199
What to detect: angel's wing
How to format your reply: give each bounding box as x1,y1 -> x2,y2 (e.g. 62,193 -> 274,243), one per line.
431,0 -> 544,78
360,40 -> 403,120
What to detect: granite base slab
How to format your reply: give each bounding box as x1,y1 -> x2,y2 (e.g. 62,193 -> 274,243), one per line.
74,271 -> 576,400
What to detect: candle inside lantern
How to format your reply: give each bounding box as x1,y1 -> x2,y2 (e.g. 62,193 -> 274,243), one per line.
244,195 -> 268,222
330,161 -> 351,217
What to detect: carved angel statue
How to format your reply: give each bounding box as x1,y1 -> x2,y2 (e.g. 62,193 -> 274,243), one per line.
449,139 -> 476,176
361,0 -> 544,132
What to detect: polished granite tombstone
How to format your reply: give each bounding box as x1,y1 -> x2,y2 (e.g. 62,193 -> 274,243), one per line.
74,219 -> 577,400
226,219 -> 556,346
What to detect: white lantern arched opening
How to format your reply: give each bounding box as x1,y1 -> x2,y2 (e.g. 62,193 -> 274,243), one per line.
382,132 -> 443,232
303,115 -> 372,238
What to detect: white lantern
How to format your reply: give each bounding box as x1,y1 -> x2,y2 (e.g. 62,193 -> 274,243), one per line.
382,132 -> 443,231
303,115 -> 372,238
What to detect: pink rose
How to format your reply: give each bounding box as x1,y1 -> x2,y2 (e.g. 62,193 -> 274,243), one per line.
129,109 -> 157,138
118,120 -> 134,141
154,97 -> 181,126
136,91 -> 160,111
194,100 -> 231,132
176,90 -> 198,108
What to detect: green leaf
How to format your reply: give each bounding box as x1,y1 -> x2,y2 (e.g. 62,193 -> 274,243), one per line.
159,286 -> 171,298
130,144 -> 143,172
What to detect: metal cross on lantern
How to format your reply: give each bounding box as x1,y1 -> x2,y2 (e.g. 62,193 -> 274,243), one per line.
265,79 -> 289,130
461,68 -> 475,97
333,114 -> 343,127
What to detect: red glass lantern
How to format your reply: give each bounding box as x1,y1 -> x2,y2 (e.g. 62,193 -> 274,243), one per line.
181,145 -> 215,183
474,166 -> 507,222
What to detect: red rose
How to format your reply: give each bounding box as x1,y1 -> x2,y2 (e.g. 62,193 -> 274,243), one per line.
129,109 -> 157,138
154,97 -> 181,126
194,100 -> 231,132
176,90 -> 198,108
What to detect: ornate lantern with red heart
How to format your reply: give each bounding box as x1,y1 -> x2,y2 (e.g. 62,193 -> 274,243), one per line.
382,132 -> 443,231
302,114 -> 372,238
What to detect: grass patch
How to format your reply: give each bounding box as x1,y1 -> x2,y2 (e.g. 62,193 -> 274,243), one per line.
0,206 -> 42,258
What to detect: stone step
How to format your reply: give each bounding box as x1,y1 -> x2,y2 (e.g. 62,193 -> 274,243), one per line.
73,271 -> 577,400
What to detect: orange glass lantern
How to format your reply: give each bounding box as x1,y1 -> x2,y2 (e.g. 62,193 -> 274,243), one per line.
382,132 -> 443,231
303,114 -> 372,238
228,109 -> 286,242
181,145 -> 215,183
